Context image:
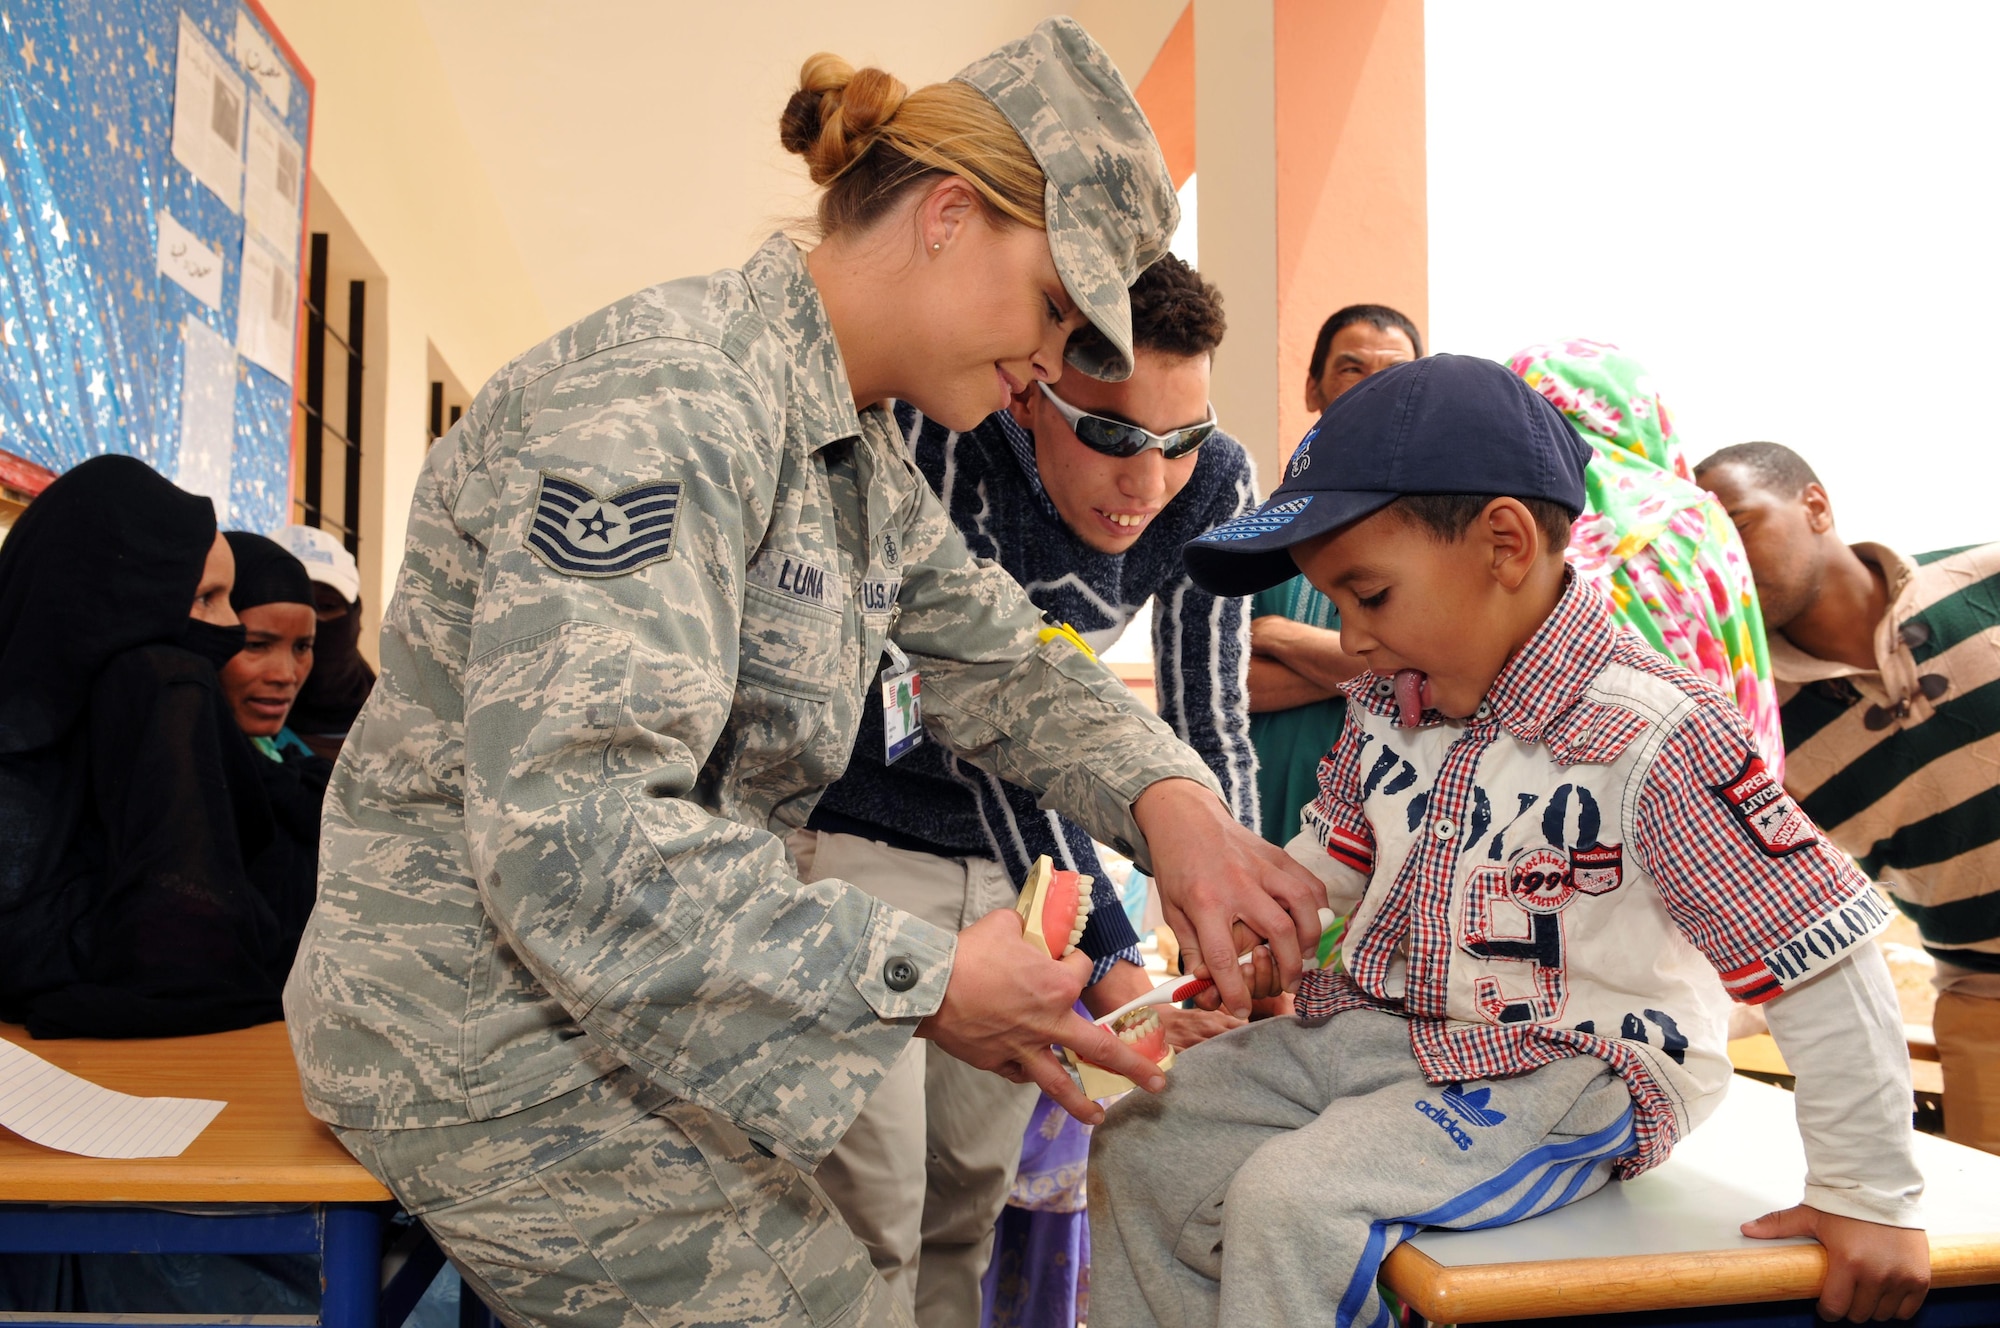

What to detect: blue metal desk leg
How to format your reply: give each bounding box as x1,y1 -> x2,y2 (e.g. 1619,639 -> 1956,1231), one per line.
322,1203 -> 383,1328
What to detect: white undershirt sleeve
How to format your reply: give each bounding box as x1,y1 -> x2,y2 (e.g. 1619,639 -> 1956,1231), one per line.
1283,827 -> 1369,917
1761,942 -> 1925,1228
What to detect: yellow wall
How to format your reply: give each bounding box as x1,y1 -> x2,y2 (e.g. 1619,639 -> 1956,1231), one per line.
259,0 -> 550,617
260,2 -> 1186,617
414,0 -> 1184,330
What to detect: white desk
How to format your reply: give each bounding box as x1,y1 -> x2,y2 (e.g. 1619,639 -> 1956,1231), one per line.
1383,1077 -> 2000,1324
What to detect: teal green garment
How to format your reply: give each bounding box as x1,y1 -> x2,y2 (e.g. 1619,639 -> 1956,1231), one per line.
1248,576 -> 1347,845
250,727 -> 314,764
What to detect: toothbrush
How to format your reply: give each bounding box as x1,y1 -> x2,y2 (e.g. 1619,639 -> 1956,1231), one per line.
1094,908 -> 1338,1027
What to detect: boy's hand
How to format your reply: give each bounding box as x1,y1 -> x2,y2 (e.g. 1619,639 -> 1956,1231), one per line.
1159,1004 -> 1243,1049
1742,1205 -> 1929,1321
1134,779 -> 1327,1016
1186,943 -> 1285,1007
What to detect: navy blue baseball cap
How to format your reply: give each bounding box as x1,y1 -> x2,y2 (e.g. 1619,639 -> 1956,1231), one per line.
1183,354 -> 1592,597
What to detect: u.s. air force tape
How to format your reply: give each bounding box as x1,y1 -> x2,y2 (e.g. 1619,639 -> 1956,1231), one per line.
527,472 -> 682,578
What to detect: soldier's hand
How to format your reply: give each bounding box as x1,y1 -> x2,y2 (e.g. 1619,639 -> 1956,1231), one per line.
917,910 -> 1167,1125
1134,778 -> 1328,1017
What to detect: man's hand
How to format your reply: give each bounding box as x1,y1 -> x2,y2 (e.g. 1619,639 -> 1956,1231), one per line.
1742,1205 -> 1929,1321
918,910 -> 1167,1126
1133,779 -> 1327,1017
1251,614 -> 1366,691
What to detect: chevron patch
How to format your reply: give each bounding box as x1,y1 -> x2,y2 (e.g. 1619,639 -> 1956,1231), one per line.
526,473 -> 682,578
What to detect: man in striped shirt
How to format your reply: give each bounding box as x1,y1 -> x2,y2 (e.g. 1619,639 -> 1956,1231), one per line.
795,255 -> 1261,1324
1698,441 -> 2000,1154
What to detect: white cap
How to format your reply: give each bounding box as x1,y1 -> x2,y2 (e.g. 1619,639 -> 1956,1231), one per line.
273,524 -> 361,603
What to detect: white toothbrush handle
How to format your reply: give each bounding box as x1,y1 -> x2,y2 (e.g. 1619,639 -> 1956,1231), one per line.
1094,909 -> 1337,1026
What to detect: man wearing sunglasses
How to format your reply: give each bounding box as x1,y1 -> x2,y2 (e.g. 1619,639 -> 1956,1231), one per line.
796,254 -> 1259,1326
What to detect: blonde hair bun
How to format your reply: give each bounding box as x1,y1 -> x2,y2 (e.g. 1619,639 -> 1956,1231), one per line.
780,54 -> 910,186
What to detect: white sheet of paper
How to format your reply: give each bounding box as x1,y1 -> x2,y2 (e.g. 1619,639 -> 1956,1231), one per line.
242,102 -> 302,268
177,314 -> 238,520
235,235 -> 296,385
232,8 -> 292,116
171,12 -> 246,212
0,1040 -> 224,1159
155,209 -> 223,311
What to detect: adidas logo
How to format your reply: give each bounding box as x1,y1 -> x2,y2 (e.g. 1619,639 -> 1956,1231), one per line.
1413,1085 -> 1506,1151
1441,1084 -> 1508,1128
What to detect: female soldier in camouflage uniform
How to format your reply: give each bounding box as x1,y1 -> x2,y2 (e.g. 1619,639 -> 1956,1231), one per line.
284,20 -> 1325,1327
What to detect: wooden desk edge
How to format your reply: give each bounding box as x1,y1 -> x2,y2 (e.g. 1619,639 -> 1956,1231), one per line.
1384,1232 -> 1995,1322
0,1172 -> 392,1204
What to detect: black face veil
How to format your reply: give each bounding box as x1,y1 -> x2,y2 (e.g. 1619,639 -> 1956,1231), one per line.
0,455 -> 217,754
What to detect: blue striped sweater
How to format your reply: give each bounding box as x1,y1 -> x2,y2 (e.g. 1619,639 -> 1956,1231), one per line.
810,401 -> 1261,970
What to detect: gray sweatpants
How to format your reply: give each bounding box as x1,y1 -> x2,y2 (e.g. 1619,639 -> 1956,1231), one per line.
1088,1009 -> 1637,1328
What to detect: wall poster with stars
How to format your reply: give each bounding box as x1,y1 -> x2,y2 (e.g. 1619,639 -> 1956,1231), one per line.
0,0 -> 310,533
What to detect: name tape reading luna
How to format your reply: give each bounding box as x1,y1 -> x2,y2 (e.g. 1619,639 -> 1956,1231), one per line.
746,550 -> 837,611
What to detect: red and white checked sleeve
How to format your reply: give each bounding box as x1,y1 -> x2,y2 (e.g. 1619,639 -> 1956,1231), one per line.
1632,700 -> 1886,1005
1286,707 -> 1374,916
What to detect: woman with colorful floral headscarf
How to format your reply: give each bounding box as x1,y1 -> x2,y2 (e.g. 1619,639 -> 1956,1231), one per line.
1511,339 -> 1784,778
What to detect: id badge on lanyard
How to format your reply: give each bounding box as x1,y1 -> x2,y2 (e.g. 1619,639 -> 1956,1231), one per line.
881,640 -> 923,763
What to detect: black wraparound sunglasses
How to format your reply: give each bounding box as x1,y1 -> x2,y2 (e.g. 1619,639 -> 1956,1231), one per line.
1038,381 -> 1217,460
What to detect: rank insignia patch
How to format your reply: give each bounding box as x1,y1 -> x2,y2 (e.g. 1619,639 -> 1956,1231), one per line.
1712,753 -> 1818,857
527,473 -> 682,578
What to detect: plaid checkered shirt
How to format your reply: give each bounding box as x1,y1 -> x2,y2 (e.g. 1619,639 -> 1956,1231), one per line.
1292,573 -> 1885,1178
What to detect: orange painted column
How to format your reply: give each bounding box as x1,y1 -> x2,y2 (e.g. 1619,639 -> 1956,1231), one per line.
1135,4 -> 1195,189
1273,0 -> 1428,463
1148,0 -> 1427,488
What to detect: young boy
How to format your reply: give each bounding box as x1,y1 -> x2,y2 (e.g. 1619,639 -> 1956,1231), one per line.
1088,355 -> 1929,1327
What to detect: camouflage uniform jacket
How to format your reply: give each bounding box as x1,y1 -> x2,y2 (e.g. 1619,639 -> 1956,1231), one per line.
284,235 -> 1222,1169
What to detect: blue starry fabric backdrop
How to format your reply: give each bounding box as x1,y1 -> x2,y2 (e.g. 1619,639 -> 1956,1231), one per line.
0,0 -> 311,530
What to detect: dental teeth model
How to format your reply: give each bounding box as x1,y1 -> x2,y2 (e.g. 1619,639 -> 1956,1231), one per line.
1112,1006 -> 1169,1059
1087,906 -> 1342,1031
1069,1004 -> 1176,1099
1014,855 -> 1094,960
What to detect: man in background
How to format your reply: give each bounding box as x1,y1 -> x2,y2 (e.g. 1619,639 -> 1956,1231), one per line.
1247,303 -> 1423,843
1696,441 -> 2000,1154
799,255 -> 1260,1324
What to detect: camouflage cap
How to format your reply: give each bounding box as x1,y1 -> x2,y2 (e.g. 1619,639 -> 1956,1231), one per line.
955,17 -> 1179,382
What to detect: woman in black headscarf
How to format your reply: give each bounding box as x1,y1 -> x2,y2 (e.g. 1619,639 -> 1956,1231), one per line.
0,456 -> 304,1038
219,531 -> 331,943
